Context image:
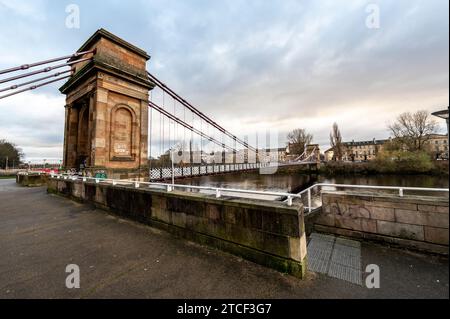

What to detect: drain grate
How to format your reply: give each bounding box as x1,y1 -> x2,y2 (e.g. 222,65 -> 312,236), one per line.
307,233 -> 362,285
328,262 -> 362,285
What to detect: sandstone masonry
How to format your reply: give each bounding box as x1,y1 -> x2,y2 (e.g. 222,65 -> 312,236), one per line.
315,191 -> 449,254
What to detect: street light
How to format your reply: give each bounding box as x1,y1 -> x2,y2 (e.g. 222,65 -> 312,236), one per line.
432,106 -> 449,159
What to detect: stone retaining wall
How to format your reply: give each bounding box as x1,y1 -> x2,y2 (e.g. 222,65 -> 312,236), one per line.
16,173 -> 48,187
315,191 -> 449,254
47,178 -> 307,278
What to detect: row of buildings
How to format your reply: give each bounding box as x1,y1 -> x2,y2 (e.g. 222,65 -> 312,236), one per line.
323,134 -> 449,162
149,134 -> 448,165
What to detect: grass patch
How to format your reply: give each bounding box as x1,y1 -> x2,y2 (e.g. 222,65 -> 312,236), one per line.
0,175 -> 15,179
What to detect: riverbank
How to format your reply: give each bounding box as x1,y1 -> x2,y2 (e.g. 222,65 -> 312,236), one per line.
320,160 -> 449,176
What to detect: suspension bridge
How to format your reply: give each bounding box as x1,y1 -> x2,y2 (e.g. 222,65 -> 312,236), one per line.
0,29 -> 319,181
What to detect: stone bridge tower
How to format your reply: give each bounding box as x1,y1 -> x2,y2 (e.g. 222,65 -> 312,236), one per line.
59,29 -> 154,179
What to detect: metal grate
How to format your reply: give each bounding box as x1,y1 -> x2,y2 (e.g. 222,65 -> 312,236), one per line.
307,233 -> 362,286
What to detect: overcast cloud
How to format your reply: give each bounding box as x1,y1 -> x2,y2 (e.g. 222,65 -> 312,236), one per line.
0,0 -> 448,161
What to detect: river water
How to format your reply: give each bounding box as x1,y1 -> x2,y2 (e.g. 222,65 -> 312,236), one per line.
177,171 -> 449,198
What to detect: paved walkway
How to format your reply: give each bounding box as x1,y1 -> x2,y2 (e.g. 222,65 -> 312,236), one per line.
0,179 -> 448,298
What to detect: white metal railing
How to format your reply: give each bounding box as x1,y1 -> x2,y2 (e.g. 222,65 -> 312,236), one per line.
49,173 -> 302,206
17,171 -> 46,176
293,183 -> 449,214
48,174 -> 450,211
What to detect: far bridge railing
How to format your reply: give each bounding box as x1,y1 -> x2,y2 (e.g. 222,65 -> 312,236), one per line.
150,162 -> 268,181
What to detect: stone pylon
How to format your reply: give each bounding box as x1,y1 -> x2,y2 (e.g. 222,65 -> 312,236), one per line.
59,29 -> 154,180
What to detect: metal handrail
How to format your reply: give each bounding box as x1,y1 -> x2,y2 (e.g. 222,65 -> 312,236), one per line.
48,174 -> 450,210
293,183 -> 449,214
50,174 -> 301,206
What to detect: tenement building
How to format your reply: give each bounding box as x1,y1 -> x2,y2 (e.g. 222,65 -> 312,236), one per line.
342,138 -> 388,161
325,138 -> 387,162
426,134 -> 449,159
324,138 -> 388,162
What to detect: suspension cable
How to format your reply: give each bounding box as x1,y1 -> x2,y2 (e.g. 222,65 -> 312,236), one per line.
147,72 -> 257,153
0,49 -> 95,75
161,91 -> 166,155
0,69 -> 72,93
149,90 -> 153,171
149,101 -> 236,153
0,74 -> 72,100
0,57 -> 92,85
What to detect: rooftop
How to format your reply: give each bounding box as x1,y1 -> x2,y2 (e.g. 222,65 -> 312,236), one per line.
343,139 -> 389,146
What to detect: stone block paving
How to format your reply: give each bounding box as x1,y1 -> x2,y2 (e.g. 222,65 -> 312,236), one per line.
308,233 -> 362,285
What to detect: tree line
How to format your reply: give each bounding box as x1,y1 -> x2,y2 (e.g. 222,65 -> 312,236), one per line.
0,140 -> 24,169
286,109 -> 444,160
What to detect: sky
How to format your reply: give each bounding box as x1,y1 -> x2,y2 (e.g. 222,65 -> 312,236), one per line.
0,0 -> 448,162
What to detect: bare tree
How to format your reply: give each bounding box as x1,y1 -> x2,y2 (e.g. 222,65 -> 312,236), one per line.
287,128 -> 313,155
329,123 -> 345,161
388,110 -> 437,152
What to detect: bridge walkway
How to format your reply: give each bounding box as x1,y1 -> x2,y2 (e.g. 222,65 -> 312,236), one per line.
0,179 -> 447,298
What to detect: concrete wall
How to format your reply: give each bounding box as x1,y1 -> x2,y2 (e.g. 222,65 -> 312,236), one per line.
315,191 -> 449,254
47,178 -> 307,278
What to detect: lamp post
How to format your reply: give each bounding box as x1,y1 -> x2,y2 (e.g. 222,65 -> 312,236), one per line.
432,106 -> 449,159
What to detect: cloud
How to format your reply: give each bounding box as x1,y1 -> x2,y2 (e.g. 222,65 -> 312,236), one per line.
0,0 -> 448,160
0,91 -> 65,160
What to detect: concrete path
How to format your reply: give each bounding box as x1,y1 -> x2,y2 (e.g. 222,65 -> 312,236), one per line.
0,179 -> 448,299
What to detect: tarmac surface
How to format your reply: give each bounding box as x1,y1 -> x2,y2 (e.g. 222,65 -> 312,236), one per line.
0,179 -> 448,299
